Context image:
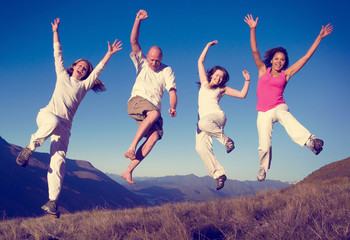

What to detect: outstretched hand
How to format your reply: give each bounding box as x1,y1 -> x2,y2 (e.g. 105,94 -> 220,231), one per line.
136,9 -> 148,21
107,38 -> 123,55
51,18 -> 60,32
319,23 -> 333,38
244,14 -> 258,29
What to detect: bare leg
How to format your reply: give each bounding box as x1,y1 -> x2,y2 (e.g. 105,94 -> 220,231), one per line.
122,130 -> 159,184
124,110 -> 160,160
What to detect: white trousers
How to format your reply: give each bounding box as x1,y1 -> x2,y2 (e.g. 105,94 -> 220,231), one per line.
195,112 -> 228,179
30,109 -> 71,201
257,104 -> 311,172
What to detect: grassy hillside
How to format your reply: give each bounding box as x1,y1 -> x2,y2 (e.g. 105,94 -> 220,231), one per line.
1,157 -> 349,240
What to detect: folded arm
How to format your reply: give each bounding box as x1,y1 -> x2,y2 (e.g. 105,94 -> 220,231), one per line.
223,70 -> 250,98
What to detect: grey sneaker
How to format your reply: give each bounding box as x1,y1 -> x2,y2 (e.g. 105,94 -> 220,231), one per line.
225,138 -> 235,153
216,175 -> 227,190
16,147 -> 33,167
41,200 -> 60,218
257,168 -> 266,182
306,135 -> 324,155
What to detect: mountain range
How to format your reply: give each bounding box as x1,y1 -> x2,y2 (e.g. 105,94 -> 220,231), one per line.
106,173 -> 290,205
0,136 -> 290,219
0,136 -> 146,219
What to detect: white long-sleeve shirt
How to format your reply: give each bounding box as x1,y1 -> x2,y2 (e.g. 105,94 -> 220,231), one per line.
41,42 -> 105,122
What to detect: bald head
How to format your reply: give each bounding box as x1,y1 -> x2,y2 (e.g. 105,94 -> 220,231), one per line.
147,46 -> 163,71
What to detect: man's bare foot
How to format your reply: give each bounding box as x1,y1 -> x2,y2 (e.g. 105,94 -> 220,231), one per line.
124,150 -> 136,160
122,172 -> 136,184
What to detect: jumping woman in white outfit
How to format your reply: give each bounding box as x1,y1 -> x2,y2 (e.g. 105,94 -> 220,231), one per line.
244,14 -> 333,182
16,18 -> 123,217
195,40 -> 250,190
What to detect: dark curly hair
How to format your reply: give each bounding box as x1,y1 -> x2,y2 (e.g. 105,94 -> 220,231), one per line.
67,59 -> 106,93
263,47 -> 289,70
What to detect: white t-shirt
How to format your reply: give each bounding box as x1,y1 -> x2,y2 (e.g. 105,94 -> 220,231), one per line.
129,51 -> 176,110
198,82 -> 224,118
42,42 -> 105,122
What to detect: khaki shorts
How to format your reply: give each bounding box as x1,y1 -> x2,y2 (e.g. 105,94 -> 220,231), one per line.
127,96 -> 163,140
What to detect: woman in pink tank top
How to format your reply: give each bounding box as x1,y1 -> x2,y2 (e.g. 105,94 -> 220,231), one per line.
244,14 -> 333,182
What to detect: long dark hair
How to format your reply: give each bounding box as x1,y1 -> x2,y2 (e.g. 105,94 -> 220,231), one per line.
263,47 -> 289,70
197,65 -> 230,88
67,59 -> 106,93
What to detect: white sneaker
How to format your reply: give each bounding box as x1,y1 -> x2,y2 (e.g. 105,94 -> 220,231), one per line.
257,167 -> 266,182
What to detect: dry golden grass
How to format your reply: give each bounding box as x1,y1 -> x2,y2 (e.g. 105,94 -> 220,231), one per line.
1,176 -> 349,240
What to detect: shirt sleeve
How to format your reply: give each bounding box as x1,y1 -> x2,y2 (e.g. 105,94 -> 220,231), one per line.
54,42 -> 68,79
130,51 -> 147,75
83,62 -> 106,90
164,66 -> 177,92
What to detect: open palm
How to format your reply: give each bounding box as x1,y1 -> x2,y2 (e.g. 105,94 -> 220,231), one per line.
108,39 -> 123,54
244,14 -> 258,29
319,23 -> 333,38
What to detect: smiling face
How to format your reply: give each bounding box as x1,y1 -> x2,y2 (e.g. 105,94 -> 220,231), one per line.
147,47 -> 162,71
72,60 -> 89,80
271,52 -> 286,72
210,70 -> 225,86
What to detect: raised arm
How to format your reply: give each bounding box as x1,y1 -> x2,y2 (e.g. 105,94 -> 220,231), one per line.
244,14 -> 265,76
100,38 -> 123,66
223,70 -> 251,98
51,18 -> 60,43
130,10 -> 148,56
285,24 -> 333,82
198,40 -> 217,85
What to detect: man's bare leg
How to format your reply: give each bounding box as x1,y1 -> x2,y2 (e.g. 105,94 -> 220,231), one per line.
122,130 -> 159,184
124,110 -> 160,160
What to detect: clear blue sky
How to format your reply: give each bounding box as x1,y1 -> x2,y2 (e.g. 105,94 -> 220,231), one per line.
1,0 -> 349,182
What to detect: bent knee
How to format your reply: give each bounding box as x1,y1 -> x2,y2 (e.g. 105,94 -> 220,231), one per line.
146,110 -> 161,120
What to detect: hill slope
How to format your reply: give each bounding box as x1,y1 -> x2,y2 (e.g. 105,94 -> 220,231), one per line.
0,156 -> 349,239
301,156 -> 350,184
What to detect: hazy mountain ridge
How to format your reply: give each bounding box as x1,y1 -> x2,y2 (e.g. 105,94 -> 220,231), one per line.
0,136 -> 147,218
106,172 -> 291,204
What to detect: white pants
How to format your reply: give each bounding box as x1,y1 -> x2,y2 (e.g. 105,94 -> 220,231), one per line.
195,112 -> 228,179
257,104 -> 311,172
30,109 -> 71,201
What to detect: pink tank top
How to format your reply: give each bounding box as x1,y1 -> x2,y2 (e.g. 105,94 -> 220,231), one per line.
256,68 -> 286,112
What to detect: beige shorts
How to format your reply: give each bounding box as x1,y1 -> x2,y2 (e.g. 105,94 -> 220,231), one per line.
127,96 -> 163,139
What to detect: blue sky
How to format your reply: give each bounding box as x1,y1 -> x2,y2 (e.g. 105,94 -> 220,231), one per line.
1,0 -> 349,182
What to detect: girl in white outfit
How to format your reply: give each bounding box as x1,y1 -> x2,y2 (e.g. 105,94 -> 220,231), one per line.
16,18 -> 123,217
195,40 -> 250,190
